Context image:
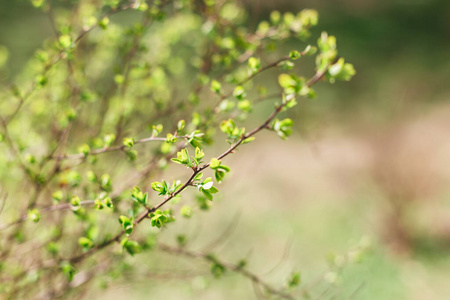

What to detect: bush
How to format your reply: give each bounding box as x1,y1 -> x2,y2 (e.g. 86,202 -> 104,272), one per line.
0,0 -> 355,298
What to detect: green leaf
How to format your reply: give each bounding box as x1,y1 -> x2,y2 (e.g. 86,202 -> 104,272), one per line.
210,261 -> 226,278
303,45 -> 317,56
289,50 -> 301,60
123,137 -> 134,148
151,181 -> 168,196
270,10 -> 281,24
202,189 -> 213,200
78,144 -> 90,157
273,118 -> 294,140
61,262 -> 77,282
94,199 -> 104,210
86,170 -> 97,183
177,120 -> 185,131
195,147 -> 204,160
36,75 -> 47,87
193,172 -> 203,181
31,0 -> 45,8
233,86 -> 247,100
171,148 -> 192,167
114,74 -> 125,85
119,215 -> 134,235
327,58 -> 356,82
52,190 -> 63,202
237,100 -> 252,112
104,197 -> 113,208
209,186 -> 219,194
125,149 -> 138,161
131,186 -> 148,205
298,9 -> 318,27
210,158 -> 221,169
180,205 -> 192,218
242,137 -> 255,144
58,35 -> 72,49
25,154 -> 36,164
149,209 -> 173,228
78,237 -> 93,249
286,271 -> 301,289
152,124 -> 163,137
27,209 -> 40,223
100,174 -> 112,192
278,73 -> 297,89
98,17 -> 110,30
248,57 -> 260,72
210,80 -> 222,94
71,196 -> 81,209
121,239 -> 142,256
166,133 -> 177,143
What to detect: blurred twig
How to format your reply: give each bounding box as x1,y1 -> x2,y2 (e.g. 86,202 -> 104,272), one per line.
158,242 -> 296,300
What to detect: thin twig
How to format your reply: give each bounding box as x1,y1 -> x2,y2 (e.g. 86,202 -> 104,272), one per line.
158,243 -> 295,300
64,64 -> 331,265
51,135 -> 188,160
0,200 -> 95,231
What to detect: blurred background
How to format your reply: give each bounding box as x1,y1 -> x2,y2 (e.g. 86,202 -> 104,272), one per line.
1,0 -> 450,299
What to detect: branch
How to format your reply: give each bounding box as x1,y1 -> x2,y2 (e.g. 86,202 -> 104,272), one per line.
64,64 -> 331,265
0,200 -> 95,231
51,135 -> 189,161
3,2 -> 135,126
212,55 -> 290,112
158,243 -> 295,300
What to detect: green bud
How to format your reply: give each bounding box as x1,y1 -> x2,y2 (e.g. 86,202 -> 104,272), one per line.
27,209 -> 40,223
177,120 -> 185,131
248,57 -> 260,72
78,237 -> 94,249
289,50 -> 301,60
78,144 -> 90,157
58,35 -> 72,49
52,190 -> 63,202
86,170 -> 97,182
123,137 -> 134,148
233,86 -> 246,100
104,134 -> 116,147
98,17 -> 109,30
210,80 -> 222,94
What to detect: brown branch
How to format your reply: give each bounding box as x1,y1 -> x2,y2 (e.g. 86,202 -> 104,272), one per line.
64,64 -> 331,266
0,200 -> 95,231
51,135 -> 188,160
2,3 -> 134,127
212,55 -> 290,112
158,243 -> 295,300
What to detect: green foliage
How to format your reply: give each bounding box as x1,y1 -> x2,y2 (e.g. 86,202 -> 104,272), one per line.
27,209 -> 40,223
196,177 -> 219,200
286,271 -> 302,289
60,262 -> 77,282
119,215 -> 134,235
149,209 -> 174,228
0,0 -> 355,298
273,118 -> 294,139
209,158 -> 230,183
131,186 -> 148,206
171,147 -> 204,168
78,237 -> 94,250
121,238 -> 142,256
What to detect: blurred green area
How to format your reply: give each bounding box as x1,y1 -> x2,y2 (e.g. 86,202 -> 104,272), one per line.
1,0 -> 450,299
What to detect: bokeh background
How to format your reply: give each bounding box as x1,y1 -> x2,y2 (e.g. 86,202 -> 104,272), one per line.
1,0 -> 450,299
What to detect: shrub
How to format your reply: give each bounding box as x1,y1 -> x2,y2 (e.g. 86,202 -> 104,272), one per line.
0,0 -> 355,298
